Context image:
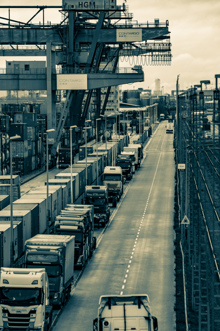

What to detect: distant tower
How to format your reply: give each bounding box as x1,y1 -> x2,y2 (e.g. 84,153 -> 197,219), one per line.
155,79 -> 160,91
154,79 -> 162,96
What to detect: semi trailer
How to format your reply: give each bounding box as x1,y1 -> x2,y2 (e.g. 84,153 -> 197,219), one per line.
25,234 -> 75,308
116,156 -> 133,181
84,185 -> 110,227
55,206 -> 96,268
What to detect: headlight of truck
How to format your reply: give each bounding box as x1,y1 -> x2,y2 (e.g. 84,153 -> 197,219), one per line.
54,293 -> 59,299
2,309 -> 7,317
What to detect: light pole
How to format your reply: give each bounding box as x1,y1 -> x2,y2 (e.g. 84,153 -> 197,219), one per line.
100,114 -> 108,162
118,112 -> 121,140
200,80 -> 210,141
46,128 -> 55,233
70,125 -> 77,203
214,74 -> 220,149
0,132 -> 2,175
96,118 -> 101,184
139,110 -> 141,136
83,126 -> 89,185
10,134 -> 21,267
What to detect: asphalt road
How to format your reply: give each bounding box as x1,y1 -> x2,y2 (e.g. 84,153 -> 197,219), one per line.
52,122 -> 176,331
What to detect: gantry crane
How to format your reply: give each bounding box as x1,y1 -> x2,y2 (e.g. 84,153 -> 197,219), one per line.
0,1 -> 171,160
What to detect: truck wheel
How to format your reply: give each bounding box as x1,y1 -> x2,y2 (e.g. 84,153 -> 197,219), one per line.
47,312 -> 52,331
93,237 -> 97,250
81,257 -> 85,269
113,199 -> 117,207
66,285 -> 71,302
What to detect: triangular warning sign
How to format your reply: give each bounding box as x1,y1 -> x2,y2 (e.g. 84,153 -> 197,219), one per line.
181,215 -> 190,225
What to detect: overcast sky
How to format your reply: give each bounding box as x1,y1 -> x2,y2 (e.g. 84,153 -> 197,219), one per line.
0,0 -> 219,93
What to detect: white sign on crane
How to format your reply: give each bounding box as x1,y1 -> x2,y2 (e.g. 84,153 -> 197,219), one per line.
117,29 -> 142,42
57,74 -> 88,90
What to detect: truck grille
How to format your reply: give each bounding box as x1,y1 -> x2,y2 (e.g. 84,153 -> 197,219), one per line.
4,310 -> 35,329
107,183 -> 118,189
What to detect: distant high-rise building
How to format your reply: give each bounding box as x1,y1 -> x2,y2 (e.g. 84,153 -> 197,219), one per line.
155,79 -> 160,91
154,78 -> 162,96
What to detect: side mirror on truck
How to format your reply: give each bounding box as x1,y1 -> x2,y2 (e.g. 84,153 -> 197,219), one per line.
152,316 -> 158,331
93,318 -> 98,331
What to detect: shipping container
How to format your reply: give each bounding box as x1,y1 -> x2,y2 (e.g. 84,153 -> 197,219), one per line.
0,175 -> 20,186
30,186 -> 62,219
77,159 -> 98,184
11,140 -> 28,158
25,191 -> 52,227
14,112 -> 37,127
79,139 -> 97,160
9,123 -> 28,140
0,223 -> 20,267
88,151 -> 107,170
71,163 -> 93,185
0,195 -> 10,210
0,114 -> 10,132
15,196 -> 47,234
0,184 -> 20,201
97,144 -> 113,166
31,155 -> 36,171
0,209 -> 32,250
46,179 -> 71,209
5,203 -> 39,237
27,126 -> 37,141
61,167 -> 86,196
0,220 -> 23,261
55,173 -> 78,201
13,156 -> 32,176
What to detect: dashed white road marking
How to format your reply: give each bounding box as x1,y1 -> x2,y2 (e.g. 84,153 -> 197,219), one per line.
119,135 -> 164,295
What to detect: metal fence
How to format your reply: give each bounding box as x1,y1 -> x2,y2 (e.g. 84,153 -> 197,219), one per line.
176,87 -> 220,330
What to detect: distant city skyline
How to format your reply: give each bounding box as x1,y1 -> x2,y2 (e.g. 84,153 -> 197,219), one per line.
0,0 -> 219,94
125,0 -> 220,92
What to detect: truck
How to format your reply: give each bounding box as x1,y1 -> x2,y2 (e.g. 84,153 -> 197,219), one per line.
124,145 -> 141,169
166,122 -> 173,134
54,207 -> 96,268
116,156 -> 133,181
103,166 -> 123,207
84,185 -> 110,228
25,234 -> 75,308
93,294 -> 158,331
160,113 -> 165,121
120,151 -> 136,174
0,267 -> 52,331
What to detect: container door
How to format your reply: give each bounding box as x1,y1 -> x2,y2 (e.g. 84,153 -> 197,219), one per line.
14,64 -> 20,74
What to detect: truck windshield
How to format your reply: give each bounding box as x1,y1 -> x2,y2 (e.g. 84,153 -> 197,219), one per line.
103,174 -> 121,181
126,155 -> 135,162
0,288 -> 42,306
54,230 -> 83,243
116,161 -> 130,168
26,263 -> 61,277
85,197 -> 106,206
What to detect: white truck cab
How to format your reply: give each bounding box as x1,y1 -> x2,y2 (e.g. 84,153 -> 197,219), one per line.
0,267 -> 52,331
103,167 -> 123,207
93,294 -> 158,331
